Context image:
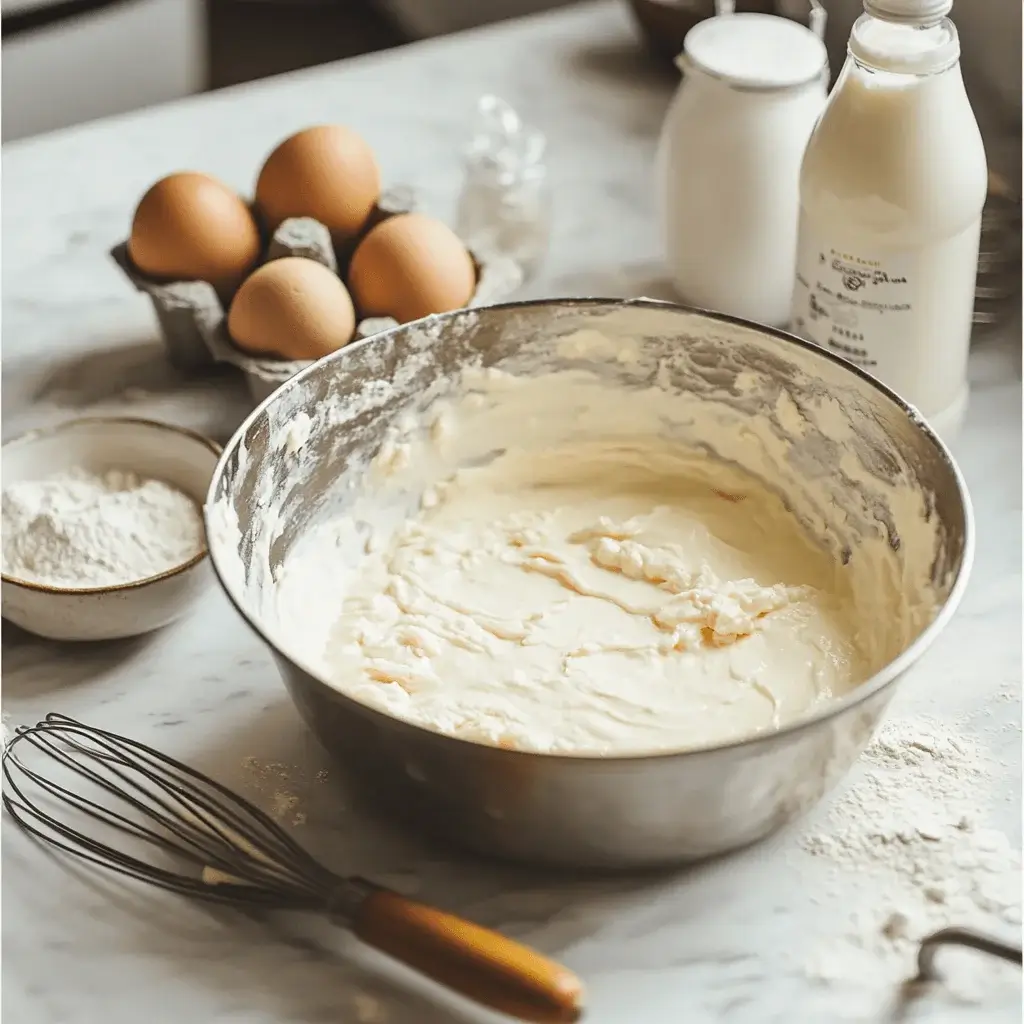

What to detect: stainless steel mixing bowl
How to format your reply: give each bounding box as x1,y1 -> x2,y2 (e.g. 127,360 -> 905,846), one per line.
205,299 -> 973,869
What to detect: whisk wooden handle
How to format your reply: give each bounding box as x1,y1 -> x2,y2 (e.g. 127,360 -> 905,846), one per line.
353,887 -> 585,1023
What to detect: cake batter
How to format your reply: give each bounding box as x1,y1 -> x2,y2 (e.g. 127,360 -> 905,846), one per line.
272,363 -> 900,756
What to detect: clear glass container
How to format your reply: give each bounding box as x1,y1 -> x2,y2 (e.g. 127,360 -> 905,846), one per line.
790,0 -> 987,440
455,96 -> 551,283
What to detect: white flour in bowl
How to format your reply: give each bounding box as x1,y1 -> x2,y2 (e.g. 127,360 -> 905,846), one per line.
2,468 -> 204,588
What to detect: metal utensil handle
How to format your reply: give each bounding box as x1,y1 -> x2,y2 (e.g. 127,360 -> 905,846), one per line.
352,885 -> 585,1023
774,0 -> 827,37
917,926 -> 1024,980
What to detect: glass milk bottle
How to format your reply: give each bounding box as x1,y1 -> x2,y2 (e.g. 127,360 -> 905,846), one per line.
790,0 -> 987,440
657,6 -> 828,327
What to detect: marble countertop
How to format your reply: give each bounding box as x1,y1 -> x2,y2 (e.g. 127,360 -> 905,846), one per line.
3,3 -> 1021,1022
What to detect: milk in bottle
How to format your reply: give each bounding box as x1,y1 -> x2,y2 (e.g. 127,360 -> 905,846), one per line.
790,0 -> 986,440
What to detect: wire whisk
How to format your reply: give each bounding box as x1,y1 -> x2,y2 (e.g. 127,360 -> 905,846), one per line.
2,713 -> 583,1024
917,926 -> 1023,980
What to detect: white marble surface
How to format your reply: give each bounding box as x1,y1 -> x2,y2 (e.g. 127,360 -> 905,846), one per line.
2,3 -> 1021,1022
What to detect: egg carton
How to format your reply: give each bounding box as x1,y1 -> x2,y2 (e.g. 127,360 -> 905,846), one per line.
110,188 -> 524,405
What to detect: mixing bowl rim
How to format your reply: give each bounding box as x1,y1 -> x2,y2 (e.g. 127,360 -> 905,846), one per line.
203,296 -> 976,763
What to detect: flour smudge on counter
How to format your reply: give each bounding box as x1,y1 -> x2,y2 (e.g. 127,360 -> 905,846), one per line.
799,715 -> 1021,990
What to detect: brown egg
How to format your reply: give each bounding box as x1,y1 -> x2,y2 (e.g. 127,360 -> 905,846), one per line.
347,213 -> 476,324
128,172 -> 261,297
255,125 -> 380,244
228,257 -> 356,361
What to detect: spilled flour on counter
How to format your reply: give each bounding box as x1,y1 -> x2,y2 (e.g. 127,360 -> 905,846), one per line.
800,715 -> 1021,985
351,994 -> 387,1023
239,754 -> 330,828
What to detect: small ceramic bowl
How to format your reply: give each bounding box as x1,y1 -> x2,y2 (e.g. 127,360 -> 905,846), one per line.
1,418 -> 221,641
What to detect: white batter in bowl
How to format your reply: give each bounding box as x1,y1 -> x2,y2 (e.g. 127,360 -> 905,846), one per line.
213,310 -> 948,758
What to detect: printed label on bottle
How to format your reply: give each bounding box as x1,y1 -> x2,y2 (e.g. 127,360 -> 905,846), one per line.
791,231 -> 912,377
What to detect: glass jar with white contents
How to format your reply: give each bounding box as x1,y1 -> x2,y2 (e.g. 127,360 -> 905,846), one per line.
790,0 -> 987,441
657,2 -> 828,327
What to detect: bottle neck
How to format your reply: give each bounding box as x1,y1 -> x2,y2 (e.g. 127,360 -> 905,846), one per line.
848,11 -> 960,77
862,0 -> 951,28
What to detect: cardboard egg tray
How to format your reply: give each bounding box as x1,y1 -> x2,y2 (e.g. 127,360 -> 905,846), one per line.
110,189 -> 523,405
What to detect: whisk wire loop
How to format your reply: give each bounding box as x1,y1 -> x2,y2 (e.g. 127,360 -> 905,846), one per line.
8,725 -> 210,865
46,713 -> 311,863
2,715 -> 337,910
74,722 -> 312,865
7,722 -> 246,880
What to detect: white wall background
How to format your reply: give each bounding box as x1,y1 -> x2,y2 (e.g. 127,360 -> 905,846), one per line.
378,0 -> 578,38
2,0 -> 205,142
2,0 -> 1018,151
385,0 -> 1021,165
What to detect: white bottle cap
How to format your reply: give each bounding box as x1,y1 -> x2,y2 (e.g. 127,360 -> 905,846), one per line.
681,13 -> 827,91
863,0 -> 953,23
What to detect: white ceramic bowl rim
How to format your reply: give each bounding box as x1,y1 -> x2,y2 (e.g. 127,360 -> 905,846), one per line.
1,417 -> 221,596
